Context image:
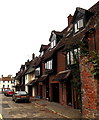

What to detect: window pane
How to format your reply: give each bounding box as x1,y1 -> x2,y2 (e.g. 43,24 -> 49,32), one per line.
70,51 -> 74,64
67,52 -> 70,65
74,23 -> 79,33
78,19 -> 83,28
53,40 -> 56,47
51,42 -> 53,48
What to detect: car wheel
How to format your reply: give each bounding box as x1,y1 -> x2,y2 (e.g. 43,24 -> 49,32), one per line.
15,99 -> 17,103
12,98 -> 14,101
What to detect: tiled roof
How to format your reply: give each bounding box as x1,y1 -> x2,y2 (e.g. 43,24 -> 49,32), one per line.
26,57 -> 38,74
88,1 -> 99,12
35,57 -> 42,67
63,4 -> 99,51
0,77 -> 12,81
39,44 -> 50,52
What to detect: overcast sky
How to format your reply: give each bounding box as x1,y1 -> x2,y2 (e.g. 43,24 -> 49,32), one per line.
0,0 -> 98,77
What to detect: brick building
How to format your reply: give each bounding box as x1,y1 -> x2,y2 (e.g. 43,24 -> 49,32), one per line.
14,1 -> 99,118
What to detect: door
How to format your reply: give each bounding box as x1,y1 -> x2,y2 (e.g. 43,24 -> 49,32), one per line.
28,86 -> 32,96
52,83 -> 59,103
66,79 -> 72,106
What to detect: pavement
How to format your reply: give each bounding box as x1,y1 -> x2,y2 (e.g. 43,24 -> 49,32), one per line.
30,97 -> 82,118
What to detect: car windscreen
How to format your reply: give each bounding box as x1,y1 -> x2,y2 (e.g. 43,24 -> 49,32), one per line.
17,91 -> 27,95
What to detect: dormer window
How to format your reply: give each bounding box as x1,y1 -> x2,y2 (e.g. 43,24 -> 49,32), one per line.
74,19 -> 84,33
40,51 -> 44,56
35,67 -> 40,76
51,39 -> 56,49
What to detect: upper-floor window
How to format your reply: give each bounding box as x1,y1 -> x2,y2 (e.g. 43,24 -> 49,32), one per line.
67,48 -> 80,65
40,51 -> 44,56
3,85 -> 5,88
74,19 -> 84,33
35,67 -> 40,76
3,81 -> 5,83
45,59 -> 52,70
51,39 -> 56,49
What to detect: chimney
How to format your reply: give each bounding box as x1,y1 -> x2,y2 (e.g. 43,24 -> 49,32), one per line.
32,53 -> 35,59
68,14 -> 73,27
27,59 -> 29,62
2,75 -> 3,78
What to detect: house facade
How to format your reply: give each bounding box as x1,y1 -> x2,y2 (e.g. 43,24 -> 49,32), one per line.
14,2 -> 99,118
0,75 -> 15,93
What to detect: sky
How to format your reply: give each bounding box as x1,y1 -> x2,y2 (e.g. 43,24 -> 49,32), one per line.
0,0 -> 98,77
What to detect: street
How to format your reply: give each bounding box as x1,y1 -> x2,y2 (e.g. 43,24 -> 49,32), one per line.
1,94 -> 64,119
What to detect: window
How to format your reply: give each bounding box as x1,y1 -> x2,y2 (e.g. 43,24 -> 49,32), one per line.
3,85 -> 5,88
70,51 -> 74,64
8,81 -> 9,83
74,23 -> 79,33
67,52 -> 70,65
3,81 -> 5,83
67,48 -> 80,65
74,19 -> 84,33
25,75 -> 27,80
35,67 -> 40,76
51,40 -> 56,48
40,51 -> 44,56
45,59 -> 52,70
78,19 -> 83,28
8,85 -> 9,88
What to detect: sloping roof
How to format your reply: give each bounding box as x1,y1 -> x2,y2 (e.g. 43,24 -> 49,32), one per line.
53,70 -> 71,81
63,2 -> 99,51
26,57 -> 38,74
35,57 -> 42,67
26,78 -> 38,86
39,44 -> 50,52
88,1 -> 99,13
0,77 -> 12,81
38,75 -> 48,82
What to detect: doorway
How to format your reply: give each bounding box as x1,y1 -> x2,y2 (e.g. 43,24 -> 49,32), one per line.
66,80 -> 72,106
52,83 -> 59,103
28,86 -> 32,96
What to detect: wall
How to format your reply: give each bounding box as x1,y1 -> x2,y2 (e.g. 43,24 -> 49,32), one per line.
57,50 -> 66,73
80,56 -> 98,118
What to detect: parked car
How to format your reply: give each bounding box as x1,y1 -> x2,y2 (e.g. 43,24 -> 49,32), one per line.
12,91 -> 30,103
4,89 -> 14,96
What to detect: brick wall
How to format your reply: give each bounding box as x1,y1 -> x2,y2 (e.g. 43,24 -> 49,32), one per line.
80,56 -> 98,118
57,50 -> 66,73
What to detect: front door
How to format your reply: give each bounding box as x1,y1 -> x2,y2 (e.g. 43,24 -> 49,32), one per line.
28,86 -> 32,96
52,83 -> 59,103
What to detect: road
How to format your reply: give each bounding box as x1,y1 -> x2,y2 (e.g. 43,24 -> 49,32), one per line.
1,94 -> 64,119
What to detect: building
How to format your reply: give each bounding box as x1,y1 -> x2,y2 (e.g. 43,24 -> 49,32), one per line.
0,75 -> 15,93
14,1 -> 99,118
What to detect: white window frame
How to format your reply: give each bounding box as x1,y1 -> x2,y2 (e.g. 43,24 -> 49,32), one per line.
45,59 -> 52,70
78,19 -> 83,28
74,19 -> 84,33
67,52 -> 70,65
36,67 -> 40,75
